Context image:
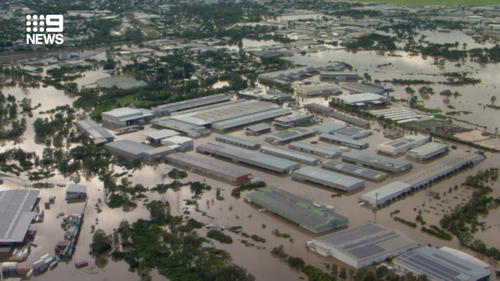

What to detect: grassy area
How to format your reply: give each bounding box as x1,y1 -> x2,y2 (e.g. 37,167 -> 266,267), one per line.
357,0 -> 499,6
89,94 -> 160,118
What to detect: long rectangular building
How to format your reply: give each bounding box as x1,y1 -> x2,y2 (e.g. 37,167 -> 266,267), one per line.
394,247 -> 491,281
152,94 -> 231,116
166,153 -> 251,184
196,143 -> 300,174
265,128 -> 316,145
313,123 -> 346,134
334,127 -> 372,139
377,135 -> 428,155
322,161 -> 387,181
215,135 -> 261,150
273,113 -> 313,128
211,108 -> 292,131
360,181 -> 413,206
245,187 -> 348,233
332,93 -> 390,107
0,190 -> 40,245
75,119 -> 114,145
342,151 -> 413,173
307,223 -> 419,269
319,134 -> 369,149
261,146 -> 321,165
288,142 -> 342,159
406,142 -> 449,161
292,166 -> 365,192
305,104 -> 369,127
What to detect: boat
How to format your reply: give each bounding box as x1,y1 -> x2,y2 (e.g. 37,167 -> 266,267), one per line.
75,261 -> 88,268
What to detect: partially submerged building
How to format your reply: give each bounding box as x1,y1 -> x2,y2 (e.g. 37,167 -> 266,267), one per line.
265,128 -> 316,145
334,127 -> 372,139
342,151 -> 413,173
75,119 -> 114,145
215,135 -> 260,150
96,77 -> 147,90
332,93 -> 390,107
312,123 -> 346,134
101,107 -> 155,128
322,161 -> 387,181
393,247 -> 491,281
297,83 -> 343,97
406,142 -> 449,161
0,190 -> 39,246
340,82 -> 393,95
360,181 -> 413,206
152,94 -> 231,117
166,153 -> 251,184
377,135 -> 429,155
319,134 -> 369,150
142,129 -> 180,143
246,123 -> 271,136
292,166 -> 365,192
273,113 -> 314,128
307,223 -> 419,269
245,187 -> 348,233
261,146 -> 321,165
320,72 -> 362,82
105,140 -> 154,159
66,184 -> 87,200
305,104 -> 369,128
288,142 -> 342,159
161,136 -> 194,151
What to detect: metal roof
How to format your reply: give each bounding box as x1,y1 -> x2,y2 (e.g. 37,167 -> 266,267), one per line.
246,123 -> 271,132
334,127 -> 372,139
166,153 -> 251,180
153,94 -> 231,114
406,142 -> 449,158
211,108 -> 292,130
378,135 -> 428,149
246,187 -> 348,233
141,129 -> 179,140
274,113 -> 313,123
360,181 -> 412,202
215,135 -> 260,149
335,93 -> 384,104
312,223 -> 419,262
288,142 -> 342,158
329,111 -> 369,127
319,134 -> 368,147
67,184 -> 86,193
261,146 -> 320,164
293,166 -> 365,191
105,140 -> 152,156
340,82 -> 387,94
101,107 -> 154,121
96,77 -> 147,89
342,151 -> 413,169
75,119 -> 114,141
313,123 -> 346,134
394,248 -> 491,281
322,161 -> 387,181
0,189 -> 39,243
265,128 -> 316,143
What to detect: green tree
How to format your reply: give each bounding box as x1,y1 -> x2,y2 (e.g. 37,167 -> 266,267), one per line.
339,267 -> 347,279
146,200 -> 168,223
91,229 -> 112,255
491,95 -> 497,105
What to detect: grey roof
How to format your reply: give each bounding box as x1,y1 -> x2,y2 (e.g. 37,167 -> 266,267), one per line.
406,142 -> 449,158
166,153 -> 251,180
261,146 -> 320,165
313,123 -> 346,134
394,247 -> 491,281
293,166 -> 365,191
0,189 -> 39,243
215,135 -> 260,149
142,146 -> 177,156
322,161 -> 387,181
151,118 -> 210,138
360,181 -> 412,203
105,140 -> 153,155
312,223 -> 419,262
334,127 -> 372,139
288,142 -> 342,158
319,134 -> 368,147
75,119 -> 114,141
67,184 -> 86,193
274,113 -> 313,123
266,89 -> 291,98
153,94 -> 231,115
96,77 -> 147,89
142,129 -> 180,140
378,136 -> 428,149
343,151 -> 412,168
211,108 -> 292,130
340,82 -> 388,94
304,103 -> 334,115
246,123 -> 271,132
265,128 -> 316,143
305,104 -> 370,126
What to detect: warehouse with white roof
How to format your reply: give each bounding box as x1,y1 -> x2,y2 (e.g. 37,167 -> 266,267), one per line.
322,161 -> 387,181
261,146 -> 321,165
215,135 -> 260,150
288,142 -> 342,159
101,107 -> 155,128
332,93 -> 390,107
307,223 -> 419,268
319,134 -> 369,149
360,181 -> 412,206
153,94 -> 231,116
0,190 -> 40,246
265,128 -> 316,144
377,135 -> 428,155
406,142 -> 449,161
292,166 -> 365,192
75,119 -> 114,145
342,151 -> 413,173
313,123 -> 346,134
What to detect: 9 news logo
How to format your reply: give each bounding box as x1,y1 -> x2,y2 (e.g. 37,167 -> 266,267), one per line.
26,15 -> 64,45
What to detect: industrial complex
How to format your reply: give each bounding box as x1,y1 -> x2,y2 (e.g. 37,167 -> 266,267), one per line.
342,151 -> 413,173
152,94 -> 231,117
313,123 -> 346,134
292,166 -> 365,192
307,223 -> 419,269
305,103 -> 370,127
245,187 -> 348,233
101,107 -> 155,128
261,146 -> 320,165
273,113 -> 314,128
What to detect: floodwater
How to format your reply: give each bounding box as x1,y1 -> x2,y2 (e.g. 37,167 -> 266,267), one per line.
1,39 -> 500,280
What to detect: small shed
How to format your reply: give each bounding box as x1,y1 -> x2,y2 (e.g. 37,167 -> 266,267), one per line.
246,123 -> 271,136
65,184 -> 87,200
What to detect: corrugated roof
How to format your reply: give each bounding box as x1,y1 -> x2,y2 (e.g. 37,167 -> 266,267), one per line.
322,160 -> 386,181
166,153 -> 251,180
313,123 -> 346,134
153,94 -> 231,114
342,151 -> 413,169
67,184 -> 86,193
215,135 -> 260,149
319,134 -> 368,147
211,108 -> 291,130
105,140 -> 152,155
261,146 -> 320,164
142,129 -> 179,140
0,190 -> 39,243
246,123 -> 271,132
406,142 -> 449,157
265,128 -> 316,143
75,119 -> 114,141
289,142 -> 342,158
293,166 -> 365,190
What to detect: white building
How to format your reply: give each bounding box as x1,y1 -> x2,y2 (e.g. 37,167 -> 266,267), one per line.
360,181 -> 412,206
406,142 -> 449,161
332,93 -> 390,107
101,107 -> 155,127
307,223 -> 419,269
161,136 -> 194,151
377,135 -> 428,155
66,184 -> 87,200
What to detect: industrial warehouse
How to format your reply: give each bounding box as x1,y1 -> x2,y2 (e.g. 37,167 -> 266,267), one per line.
0,190 -> 40,246
211,108 -> 292,131
273,113 -> 314,128
322,161 -> 387,181
406,142 -> 450,161
246,123 -> 271,135
101,107 -> 155,128
342,151 -> 413,173
340,82 -> 393,95
307,223 -> 419,269
142,129 -> 180,143
331,93 -> 391,107
305,103 -> 369,127
296,83 -> 343,97
260,146 -> 321,165
265,128 -> 316,144
319,134 -> 369,149
196,143 -> 300,174
312,123 -> 346,134
215,135 -> 261,150
166,153 -> 252,184
334,127 -> 372,139
377,135 -> 429,155
360,153 -> 485,206
75,119 -> 114,145
393,247 -> 491,281
245,187 -> 348,233
288,142 -> 342,159
152,94 -> 231,116
105,140 -> 177,160
292,166 -> 365,192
